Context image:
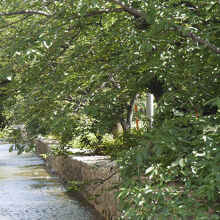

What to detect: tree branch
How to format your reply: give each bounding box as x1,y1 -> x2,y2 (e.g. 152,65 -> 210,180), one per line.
106,0 -> 143,17
171,24 -> 220,54
100,76 -> 113,89
0,8 -> 124,23
103,0 -> 220,54
93,170 -> 119,188
0,10 -> 50,17
186,31 -> 220,54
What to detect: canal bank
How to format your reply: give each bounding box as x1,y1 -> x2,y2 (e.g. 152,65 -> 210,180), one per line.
0,143 -> 104,220
34,138 -> 121,220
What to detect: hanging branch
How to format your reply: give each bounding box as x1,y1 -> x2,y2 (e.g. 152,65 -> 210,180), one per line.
183,29 -> 220,54
104,0 -> 220,54
106,0 -> 143,17
0,10 -> 50,17
1,2 -> 219,54
0,8 -> 124,19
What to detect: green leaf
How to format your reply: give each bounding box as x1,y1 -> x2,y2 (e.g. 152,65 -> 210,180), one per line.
205,97 -> 220,109
9,145 -> 14,152
145,42 -> 153,52
79,4 -> 88,16
179,158 -> 185,168
144,189 -> 153,194
206,3 -> 215,11
144,15 -> 155,25
125,208 -> 136,218
136,152 -> 143,165
145,166 -> 154,174
216,174 -> 220,183
142,145 -> 149,160
153,22 -> 164,33
156,146 -> 163,157
215,152 -> 220,162
182,28 -> 188,37
171,158 -> 179,167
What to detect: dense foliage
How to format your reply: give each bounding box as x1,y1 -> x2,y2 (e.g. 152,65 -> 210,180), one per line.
0,80 -> 10,129
0,0 -> 219,219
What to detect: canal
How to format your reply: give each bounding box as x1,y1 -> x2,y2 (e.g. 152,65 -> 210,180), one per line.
0,144 -> 104,220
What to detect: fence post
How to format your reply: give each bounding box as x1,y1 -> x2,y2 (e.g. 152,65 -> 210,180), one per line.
146,93 -> 154,126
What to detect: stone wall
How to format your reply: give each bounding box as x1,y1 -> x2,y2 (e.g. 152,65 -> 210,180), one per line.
34,139 -> 121,220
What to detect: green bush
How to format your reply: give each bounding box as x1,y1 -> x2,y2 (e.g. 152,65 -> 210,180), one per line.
116,113 -> 220,219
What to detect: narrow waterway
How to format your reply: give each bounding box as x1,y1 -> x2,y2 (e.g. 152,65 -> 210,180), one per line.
0,144 -> 104,220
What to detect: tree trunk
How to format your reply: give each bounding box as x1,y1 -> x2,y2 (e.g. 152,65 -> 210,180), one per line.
121,94 -> 139,131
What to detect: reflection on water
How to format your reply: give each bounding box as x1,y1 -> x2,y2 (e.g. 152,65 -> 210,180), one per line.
0,144 -> 103,220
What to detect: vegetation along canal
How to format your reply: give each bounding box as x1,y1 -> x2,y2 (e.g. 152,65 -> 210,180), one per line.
0,144 -> 104,220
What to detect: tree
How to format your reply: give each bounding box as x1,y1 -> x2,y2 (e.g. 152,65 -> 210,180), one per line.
0,0 -> 219,219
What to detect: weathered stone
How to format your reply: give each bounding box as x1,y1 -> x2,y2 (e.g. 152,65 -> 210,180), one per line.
34,139 -> 121,220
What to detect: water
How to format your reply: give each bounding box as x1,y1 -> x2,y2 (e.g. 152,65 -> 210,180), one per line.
0,144 -> 104,220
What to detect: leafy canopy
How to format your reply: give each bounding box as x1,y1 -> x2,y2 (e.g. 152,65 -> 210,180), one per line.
0,0 -> 219,219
